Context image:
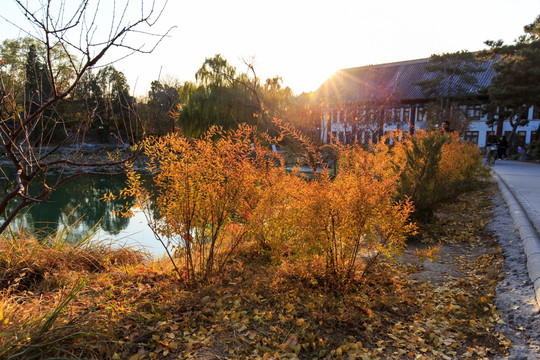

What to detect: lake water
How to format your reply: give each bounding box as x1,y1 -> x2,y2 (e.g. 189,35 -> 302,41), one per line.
0,173 -> 162,256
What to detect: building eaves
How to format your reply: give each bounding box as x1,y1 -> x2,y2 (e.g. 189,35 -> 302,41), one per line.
317,56 -> 497,105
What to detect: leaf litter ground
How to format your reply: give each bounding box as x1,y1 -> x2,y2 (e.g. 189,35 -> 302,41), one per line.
1,184 -> 528,359
488,191 -> 540,359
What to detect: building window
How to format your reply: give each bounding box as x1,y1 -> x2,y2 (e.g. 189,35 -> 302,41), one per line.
402,107 -> 411,123
389,108 -> 401,122
417,107 -> 427,122
464,131 -> 479,144
534,106 -> 540,120
467,105 -> 482,120
344,131 -> 352,144
502,131 -> 528,146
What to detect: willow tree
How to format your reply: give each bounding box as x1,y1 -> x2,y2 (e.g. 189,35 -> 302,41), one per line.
177,54 -> 298,138
0,0 -> 172,234
177,55 -> 260,137
178,55 -> 241,137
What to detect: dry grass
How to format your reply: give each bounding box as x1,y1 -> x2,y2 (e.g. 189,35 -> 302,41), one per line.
0,225 -> 150,359
0,227 -> 149,293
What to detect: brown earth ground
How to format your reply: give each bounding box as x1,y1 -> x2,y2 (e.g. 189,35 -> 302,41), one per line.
0,183 -> 511,359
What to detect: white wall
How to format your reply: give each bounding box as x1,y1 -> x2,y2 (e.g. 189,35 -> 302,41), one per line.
469,119 -> 540,148
321,109 -> 540,147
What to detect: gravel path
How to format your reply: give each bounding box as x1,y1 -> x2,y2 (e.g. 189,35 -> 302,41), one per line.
490,193 -> 540,359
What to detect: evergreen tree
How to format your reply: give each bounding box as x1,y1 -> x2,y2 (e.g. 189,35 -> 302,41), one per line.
24,44 -> 52,114
479,14 -> 540,145
24,44 -> 54,144
94,66 -> 134,139
147,80 -> 180,135
415,51 -> 486,129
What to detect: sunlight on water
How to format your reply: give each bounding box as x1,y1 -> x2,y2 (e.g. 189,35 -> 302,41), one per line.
1,173 -> 165,257
99,209 -> 162,256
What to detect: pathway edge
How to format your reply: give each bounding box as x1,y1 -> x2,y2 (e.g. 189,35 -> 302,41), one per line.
495,173 -> 540,307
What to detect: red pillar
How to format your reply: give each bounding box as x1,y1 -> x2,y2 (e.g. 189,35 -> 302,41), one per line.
409,106 -> 416,135
496,118 -> 503,137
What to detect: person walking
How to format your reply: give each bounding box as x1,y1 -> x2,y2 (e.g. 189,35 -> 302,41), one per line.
486,132 -> 498,165
497,136 -> 508,160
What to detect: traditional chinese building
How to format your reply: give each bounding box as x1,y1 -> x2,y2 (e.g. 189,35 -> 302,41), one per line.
317,57 -> 539,148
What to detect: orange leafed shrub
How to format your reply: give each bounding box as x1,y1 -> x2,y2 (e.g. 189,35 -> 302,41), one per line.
438,131 -> 486,185
318,151 -> 411,284
123,125 -> 483,287
123,125 -> 415,287
250,142 -> 415,286
123,125 -> 282,283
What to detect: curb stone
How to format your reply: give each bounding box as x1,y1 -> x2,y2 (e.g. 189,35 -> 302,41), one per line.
495,173 -> 540,307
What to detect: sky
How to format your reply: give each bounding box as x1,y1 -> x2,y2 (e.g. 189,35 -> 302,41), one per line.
1,0 -> 540,97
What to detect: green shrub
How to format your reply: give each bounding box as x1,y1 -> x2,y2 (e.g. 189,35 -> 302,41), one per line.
394,130 -> 486,220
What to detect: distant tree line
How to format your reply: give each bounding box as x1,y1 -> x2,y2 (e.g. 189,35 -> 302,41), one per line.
3,10 -> 540,149
0,38 -> 138,144
1,41 -> 323,144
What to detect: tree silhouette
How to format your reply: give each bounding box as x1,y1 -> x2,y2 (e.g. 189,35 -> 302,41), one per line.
0,0 -> 172,234
479,14 -> 540,145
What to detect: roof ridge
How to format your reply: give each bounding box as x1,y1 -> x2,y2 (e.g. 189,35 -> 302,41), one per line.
341,58 -> 430,72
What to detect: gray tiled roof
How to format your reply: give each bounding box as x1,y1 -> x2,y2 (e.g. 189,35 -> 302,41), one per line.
317,57 -> 497,105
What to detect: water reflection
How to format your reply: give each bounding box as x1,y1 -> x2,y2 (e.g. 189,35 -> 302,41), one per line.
0,172 -> 160,254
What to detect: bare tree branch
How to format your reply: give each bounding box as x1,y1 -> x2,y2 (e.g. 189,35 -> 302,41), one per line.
0,0 -> 172,233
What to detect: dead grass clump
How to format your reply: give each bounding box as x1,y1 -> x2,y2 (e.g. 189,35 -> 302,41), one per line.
0,231 -> 149,292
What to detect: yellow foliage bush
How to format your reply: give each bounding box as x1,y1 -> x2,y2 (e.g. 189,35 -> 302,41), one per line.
123,125 -> 483,287
249,142 -> 414,286
438,131 -> 487,186
123,125 -> 282,283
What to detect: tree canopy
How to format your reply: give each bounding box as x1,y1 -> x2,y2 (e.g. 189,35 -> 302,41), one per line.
415,50 -> 486,130
176,54 -> 296,138
479,14 -> 540,143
